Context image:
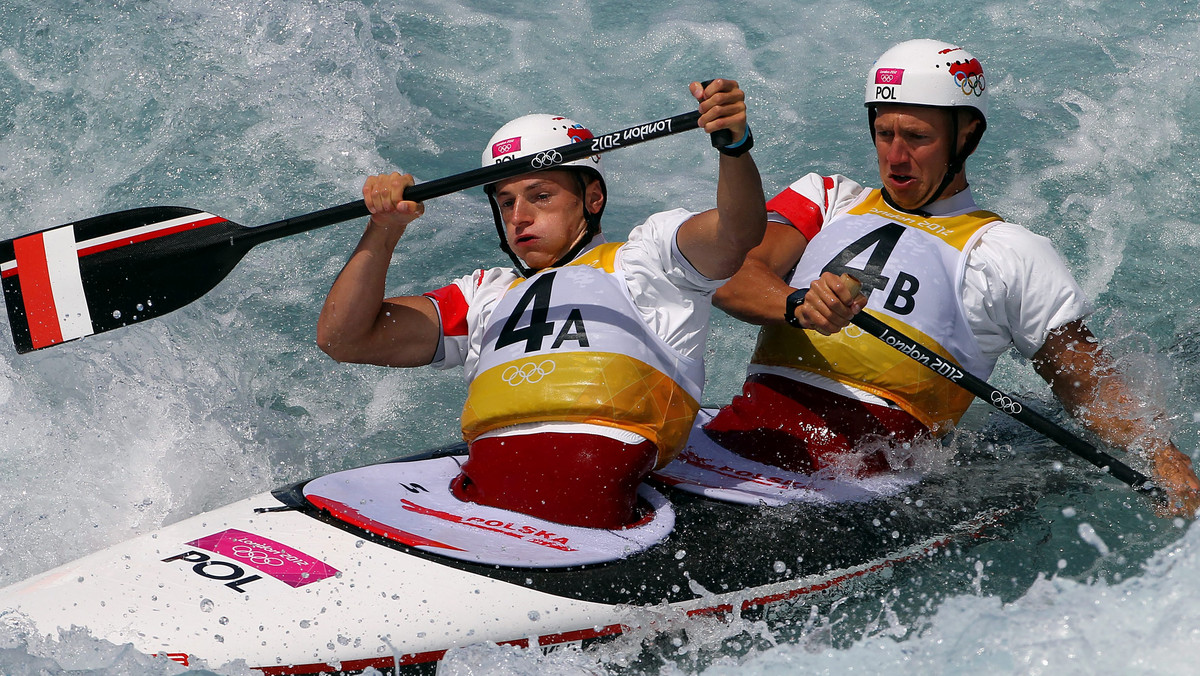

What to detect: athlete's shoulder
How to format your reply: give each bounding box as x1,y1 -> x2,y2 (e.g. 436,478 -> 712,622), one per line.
976,220 -> 1058,254
623,208 -> 696,262
767,173 -> 869,240
773,173 -> 867,203
971,221 -> 1083,296
432,266 -> 520,306
628,208 -> 697,238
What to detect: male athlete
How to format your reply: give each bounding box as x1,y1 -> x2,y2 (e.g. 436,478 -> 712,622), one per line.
318,79 -> 765,528
706,39 -> 1200,516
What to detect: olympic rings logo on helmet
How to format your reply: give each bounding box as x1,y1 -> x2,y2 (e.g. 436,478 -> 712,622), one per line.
989,390 -> 1023,414
530,150 -> 564,169
502,360 -> 556,386
956,72 -> 986,97
231,545 -> 285,567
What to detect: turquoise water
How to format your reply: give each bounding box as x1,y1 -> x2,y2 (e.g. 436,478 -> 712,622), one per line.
4,0 -> 1200,672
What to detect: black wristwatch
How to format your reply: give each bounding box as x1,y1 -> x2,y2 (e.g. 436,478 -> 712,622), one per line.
785,288 -> 807,328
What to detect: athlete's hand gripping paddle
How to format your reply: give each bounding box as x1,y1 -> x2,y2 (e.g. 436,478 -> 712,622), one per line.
1,103 -> 728,354
831,274 -> 1165,507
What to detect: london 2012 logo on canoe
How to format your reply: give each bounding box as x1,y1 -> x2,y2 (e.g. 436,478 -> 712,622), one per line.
183,528 -> 339,588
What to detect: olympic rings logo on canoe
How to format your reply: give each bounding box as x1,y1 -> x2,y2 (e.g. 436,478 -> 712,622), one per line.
231,545 -> 285,567
530,150 -> 564,169
989,390 -> 1023,414
502,360 -> 556,386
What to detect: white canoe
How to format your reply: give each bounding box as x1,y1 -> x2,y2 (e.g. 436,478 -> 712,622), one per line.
0,410 -> 1039,674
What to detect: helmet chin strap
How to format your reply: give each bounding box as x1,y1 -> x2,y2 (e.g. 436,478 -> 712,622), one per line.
488,171 -> 606,278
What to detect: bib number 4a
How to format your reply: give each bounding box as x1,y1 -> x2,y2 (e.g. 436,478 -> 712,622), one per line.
822,222 -> 920,315
496,271 -> 590,352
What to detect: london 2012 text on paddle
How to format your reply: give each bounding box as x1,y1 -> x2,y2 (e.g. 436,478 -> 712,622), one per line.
590,118 -> 676,152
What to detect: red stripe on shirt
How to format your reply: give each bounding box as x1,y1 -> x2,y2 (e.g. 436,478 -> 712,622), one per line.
423,283 -> 469,337
765,183 -> 827,242
12,233 -> 64,348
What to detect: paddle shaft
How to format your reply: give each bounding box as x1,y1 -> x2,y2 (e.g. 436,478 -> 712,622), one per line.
2,104 -> 732,353
239,109 -> 709,249
847,310 -> 1161,500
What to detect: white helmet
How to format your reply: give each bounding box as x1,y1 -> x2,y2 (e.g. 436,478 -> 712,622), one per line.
865,39 -> 988,212
481,114 -> 605,183
481,114 -> 607,275
865,38 -> 987,121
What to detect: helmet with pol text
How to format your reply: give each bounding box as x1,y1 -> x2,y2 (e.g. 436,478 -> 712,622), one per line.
865,38 -> 987,121
482,114 -> 607,275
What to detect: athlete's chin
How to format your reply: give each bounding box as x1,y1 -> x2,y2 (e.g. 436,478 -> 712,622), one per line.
885,183 -> 931,210
516,250 -> 556,271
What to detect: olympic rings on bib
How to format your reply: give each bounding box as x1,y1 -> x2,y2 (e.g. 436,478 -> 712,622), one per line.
502,360 -> 557,386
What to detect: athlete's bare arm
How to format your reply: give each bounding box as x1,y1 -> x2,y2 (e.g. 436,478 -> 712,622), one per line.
674,79 -> 766,281
712,222 -> 865,335
317,172 -> 442,367
1033,318 -> 1200,517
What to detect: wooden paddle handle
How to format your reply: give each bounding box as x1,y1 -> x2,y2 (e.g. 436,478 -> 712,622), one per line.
840,273 -> 863,298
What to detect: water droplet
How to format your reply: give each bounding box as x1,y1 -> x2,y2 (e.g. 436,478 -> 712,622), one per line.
200,598 -> 214,613
527,610 -> 541,621
112,310 -> 122,319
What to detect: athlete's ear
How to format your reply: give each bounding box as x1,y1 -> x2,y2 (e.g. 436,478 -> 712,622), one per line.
584,177 -> 605,216
957,109 -> 984,159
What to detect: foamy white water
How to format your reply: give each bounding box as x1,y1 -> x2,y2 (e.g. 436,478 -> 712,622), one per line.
3,0 -> 1200,673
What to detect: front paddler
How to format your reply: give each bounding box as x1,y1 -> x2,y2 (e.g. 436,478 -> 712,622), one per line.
317,79 -> 765,528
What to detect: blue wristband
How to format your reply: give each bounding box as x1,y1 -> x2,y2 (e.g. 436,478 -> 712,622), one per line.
717,125 -> 754,157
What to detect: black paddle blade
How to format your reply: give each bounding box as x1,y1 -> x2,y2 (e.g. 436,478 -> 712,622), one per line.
1,207 -> 252,353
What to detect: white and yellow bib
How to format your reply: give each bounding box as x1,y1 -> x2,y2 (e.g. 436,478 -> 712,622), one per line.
462,243 -> 704,466
754,190 -> 1002,432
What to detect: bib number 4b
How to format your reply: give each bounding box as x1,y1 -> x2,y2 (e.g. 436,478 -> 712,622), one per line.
822,222 -> 920,315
